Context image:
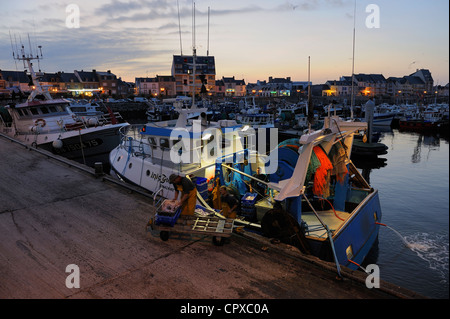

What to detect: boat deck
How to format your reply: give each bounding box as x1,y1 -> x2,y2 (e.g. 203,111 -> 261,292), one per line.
302,209 -> 350,239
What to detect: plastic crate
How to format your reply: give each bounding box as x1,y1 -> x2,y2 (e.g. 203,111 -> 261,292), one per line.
240,206 -> 256,220
195,177 -> 208,192
155,206 -> 181,226
194,177 -> 209,200
241,192 -> 257,207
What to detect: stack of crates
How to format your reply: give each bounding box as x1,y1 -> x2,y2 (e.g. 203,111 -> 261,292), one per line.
240,192 -> 257,221
194,177 -> 209,200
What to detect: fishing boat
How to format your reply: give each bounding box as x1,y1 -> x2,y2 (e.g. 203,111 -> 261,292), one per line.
67,99 -> 125,126
398,105 -> 449,132
236,98 -> 275,130
0,44 -> 128,167
217,115 -> 382,274
109,102 -> 260,199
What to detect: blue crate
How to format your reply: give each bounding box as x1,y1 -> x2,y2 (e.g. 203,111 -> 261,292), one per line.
241,192 -> 257,207
240,206 -> 256,219
241,206 -> 256,214
194,177 -> 209,200
195,177 -> 208,192
155,207 -> 181,227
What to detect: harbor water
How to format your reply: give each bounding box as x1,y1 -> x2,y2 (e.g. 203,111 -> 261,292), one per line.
356,128 -> 449,299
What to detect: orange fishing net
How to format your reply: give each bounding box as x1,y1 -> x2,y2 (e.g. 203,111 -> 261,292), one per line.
312,146 -> 333,196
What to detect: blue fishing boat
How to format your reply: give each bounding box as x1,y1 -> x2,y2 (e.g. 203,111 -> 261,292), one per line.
212,115 -> 382,274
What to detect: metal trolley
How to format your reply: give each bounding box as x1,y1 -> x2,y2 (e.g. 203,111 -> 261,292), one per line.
147,201 -> 235,246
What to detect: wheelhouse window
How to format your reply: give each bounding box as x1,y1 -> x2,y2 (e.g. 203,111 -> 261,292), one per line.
48,106 -> 58,113
148,137 -> 157,150
160,138 -> 170,149
30,107 -> 39,115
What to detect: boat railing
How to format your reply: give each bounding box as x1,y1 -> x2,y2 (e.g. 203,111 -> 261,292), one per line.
70,111 -> 125,129
0,115 -> 9,128
117,124 -> 204,171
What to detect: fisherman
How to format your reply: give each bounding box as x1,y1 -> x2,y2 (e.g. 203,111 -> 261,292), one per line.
219,186 -> 238,219
249,167 -> 268,200
169,174 -> 197,216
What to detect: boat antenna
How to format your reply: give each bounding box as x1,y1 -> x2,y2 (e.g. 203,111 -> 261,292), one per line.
28,34 -> 34,60
207,6 -> 210,56
13,37 -> 51,101
9,30 -> 19,70
307,56 -> 314,131
350,0 -> 356,119
177,0 -> 183,55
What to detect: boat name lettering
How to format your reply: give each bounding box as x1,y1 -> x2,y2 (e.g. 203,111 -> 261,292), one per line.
149,171 -> 170,184
53,138 -> 103,154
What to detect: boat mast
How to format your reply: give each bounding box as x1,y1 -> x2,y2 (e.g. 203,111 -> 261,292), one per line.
207,6 -> 210,56
350,0 -> 356,119
191,1 -> 196,109
177,0 -> 183,56
12,35 -> 51,101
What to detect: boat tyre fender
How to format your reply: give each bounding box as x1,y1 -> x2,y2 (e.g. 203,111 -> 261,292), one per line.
34,118 -> 46,127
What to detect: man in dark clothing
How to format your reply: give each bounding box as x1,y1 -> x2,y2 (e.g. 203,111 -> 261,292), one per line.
250,167 -> 268,200
219,186 -> 238,219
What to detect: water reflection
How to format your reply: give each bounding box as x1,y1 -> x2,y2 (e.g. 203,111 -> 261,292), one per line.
411,134 -> 441,164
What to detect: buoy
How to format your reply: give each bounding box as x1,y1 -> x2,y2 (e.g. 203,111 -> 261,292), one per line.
52,139 -> 63,149
87,117 -> 99,126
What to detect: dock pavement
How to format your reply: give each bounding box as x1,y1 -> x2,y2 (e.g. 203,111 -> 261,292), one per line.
0,134 -> 424,302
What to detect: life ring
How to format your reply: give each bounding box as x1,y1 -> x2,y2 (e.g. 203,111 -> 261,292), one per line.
35,118 -> 46,127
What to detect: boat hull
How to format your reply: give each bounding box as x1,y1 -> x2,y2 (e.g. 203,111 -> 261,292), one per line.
399,119 -> 447,131
306,191 -> 382,270
109,145 -> 215,199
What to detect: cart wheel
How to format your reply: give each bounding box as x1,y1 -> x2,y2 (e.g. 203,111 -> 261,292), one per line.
212,236 -> 225,246
160,231 -> 170,241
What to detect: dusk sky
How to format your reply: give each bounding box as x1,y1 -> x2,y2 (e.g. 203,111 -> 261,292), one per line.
1,0 -> 448,85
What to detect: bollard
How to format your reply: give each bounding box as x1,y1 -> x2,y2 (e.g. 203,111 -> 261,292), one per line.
94,162 -> 104,177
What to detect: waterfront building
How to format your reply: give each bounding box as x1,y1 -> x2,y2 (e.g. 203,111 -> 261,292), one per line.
222,76 -> 246,97
0,70 -> 32,94
135,75 -> 176,97
171,55 -> 216,96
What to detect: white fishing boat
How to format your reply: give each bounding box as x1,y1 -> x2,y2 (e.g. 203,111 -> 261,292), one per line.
0,44 -> 128,167
236,97 -> 275,129
109,102 -> 262,199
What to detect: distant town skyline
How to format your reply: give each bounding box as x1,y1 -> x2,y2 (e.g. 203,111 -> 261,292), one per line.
0,0 -> 448,85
